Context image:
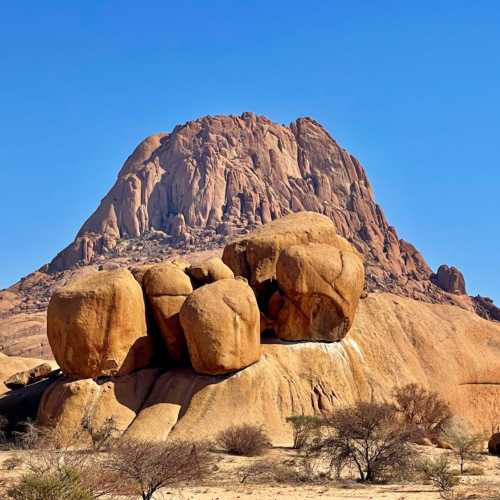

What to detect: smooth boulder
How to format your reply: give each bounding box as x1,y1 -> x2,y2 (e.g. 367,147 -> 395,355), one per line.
222,212 -> 356,290
187,257 -> 234,285
275,243 -> 365,341
143,263 -> 193,363
180,279 -> 260,375
47,269 -> 150,378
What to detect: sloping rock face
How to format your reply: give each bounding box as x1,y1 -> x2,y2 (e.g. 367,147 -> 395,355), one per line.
48,113 -> 436,303
36,293 -> 500,445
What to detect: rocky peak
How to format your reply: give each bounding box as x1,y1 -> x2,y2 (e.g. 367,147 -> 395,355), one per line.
44,112 -> 497,317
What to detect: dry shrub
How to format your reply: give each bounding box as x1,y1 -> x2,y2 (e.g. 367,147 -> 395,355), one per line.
7,449 -> 114,500
393,383 -> 452,439
311,401 -> 419,482
443,420 -> 485,474
286,415 -> 322,449
105,439 -> 212,500
418,455 -> 459,499
216,424 -> 271,456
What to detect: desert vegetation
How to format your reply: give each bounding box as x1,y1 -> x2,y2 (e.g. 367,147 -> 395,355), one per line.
0,383 -> 499,499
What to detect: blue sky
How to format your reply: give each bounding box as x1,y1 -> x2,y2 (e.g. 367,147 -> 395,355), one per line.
1,1 -> 499,303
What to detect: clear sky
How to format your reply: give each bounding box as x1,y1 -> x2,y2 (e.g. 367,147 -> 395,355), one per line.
1,1 -> 499,303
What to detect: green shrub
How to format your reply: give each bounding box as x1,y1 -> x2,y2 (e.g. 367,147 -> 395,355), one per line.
7,466 -> 92,500
286,415 -> 322,449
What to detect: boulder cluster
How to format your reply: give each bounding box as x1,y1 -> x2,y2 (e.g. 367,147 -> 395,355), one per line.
47,212 -> 365,379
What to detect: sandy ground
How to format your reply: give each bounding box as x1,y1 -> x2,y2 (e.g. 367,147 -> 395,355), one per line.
1,446 -> 499,499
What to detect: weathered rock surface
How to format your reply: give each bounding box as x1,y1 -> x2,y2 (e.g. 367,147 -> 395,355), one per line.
180,279 -> 260,374
187,257 -> 234,285
142,263 -> 193,363
47,269 -> 151,378
36,293 -> 500,445
37,369 -> 159,445
0,353 -> 54,394
222,212 -> 355,288
275,243 -> 365,341
432,265 -> 467,294
4,362 -> 55,390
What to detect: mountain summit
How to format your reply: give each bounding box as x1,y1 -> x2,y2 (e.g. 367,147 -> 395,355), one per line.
50,113 -> 433,296
1,113 -> 498,360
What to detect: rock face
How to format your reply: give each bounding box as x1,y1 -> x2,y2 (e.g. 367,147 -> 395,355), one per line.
432,265 -> 467,294
48,113 -> 435,304
179,279 -> 261,375
47,269 -> 151,378
142,263 -> 193,363
36,293 -> 500,445
275,243 -> 364,341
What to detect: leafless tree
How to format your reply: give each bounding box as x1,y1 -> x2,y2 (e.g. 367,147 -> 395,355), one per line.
393,383 -> 452,439
311,401 -> 418,482
104,439 -> 212,500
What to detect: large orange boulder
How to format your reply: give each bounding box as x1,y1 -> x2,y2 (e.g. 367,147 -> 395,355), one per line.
275,243 -> 364,341
222,212 -> 355,290
47,269 -> 150,378
187,257 -> 234,285
143,263 -> 193,363
179,279 -> 260,375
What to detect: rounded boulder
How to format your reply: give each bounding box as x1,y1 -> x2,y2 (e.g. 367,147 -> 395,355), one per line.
47,269 -> 150,378
275,243 -> 364,341
179,279 -> 261,375
143,263 -> 193,363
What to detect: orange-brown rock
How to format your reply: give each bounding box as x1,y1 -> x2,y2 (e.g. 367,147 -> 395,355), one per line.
179,279 -> 260,375
5,362 -> 55,390
222,212 -> 355,290
187,257 -> 234,285
37,369 -> 159,445
47,269 -> 150,378
488,432 -> 500,456
275,243 -> 364,341
432,265 -> 467,295
143,263 -> 193,363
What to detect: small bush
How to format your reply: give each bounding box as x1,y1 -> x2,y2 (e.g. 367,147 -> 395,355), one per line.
418,455 -> 459,498
105,439 -> 212,500
286,415 -> 322,449
7,466 -> 93,500
216,424 -> 271,456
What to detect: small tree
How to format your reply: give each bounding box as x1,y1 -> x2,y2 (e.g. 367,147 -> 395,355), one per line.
216,424 -> 271,456
105,439 -> 212,500
445,423 -> 484,474
312,401 -> 418,482
393,383 -> 452,438
286,416 -> 322,449
418,455 -> 459,498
